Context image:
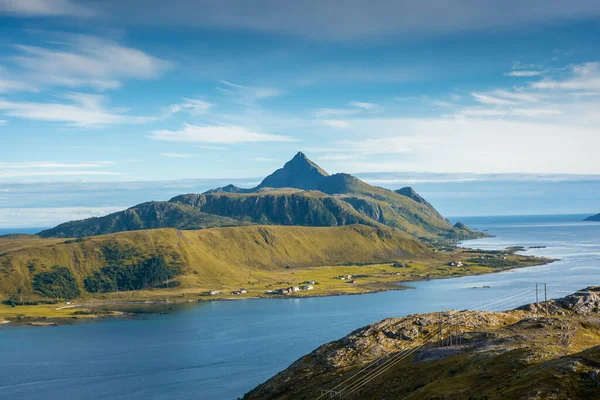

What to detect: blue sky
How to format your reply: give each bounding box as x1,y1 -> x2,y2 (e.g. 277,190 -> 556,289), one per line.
1,0 -> 600,226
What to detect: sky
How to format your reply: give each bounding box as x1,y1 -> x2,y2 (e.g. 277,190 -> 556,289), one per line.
1,0 -> 600,227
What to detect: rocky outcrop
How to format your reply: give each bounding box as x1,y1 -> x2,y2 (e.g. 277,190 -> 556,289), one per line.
245,288 -> 600,400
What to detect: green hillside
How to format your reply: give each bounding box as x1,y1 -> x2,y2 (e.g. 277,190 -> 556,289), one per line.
39,201 -> 249,238
1,225 -> 426,301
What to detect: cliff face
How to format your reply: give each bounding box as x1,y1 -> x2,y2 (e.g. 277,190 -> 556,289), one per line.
245,288 -> 600,400
170,192 -> 377,227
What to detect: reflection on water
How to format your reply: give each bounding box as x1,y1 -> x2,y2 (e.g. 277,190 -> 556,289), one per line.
1,214 -> 599,400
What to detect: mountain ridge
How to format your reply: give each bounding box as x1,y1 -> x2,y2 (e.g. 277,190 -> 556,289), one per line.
38,152 -> 483,240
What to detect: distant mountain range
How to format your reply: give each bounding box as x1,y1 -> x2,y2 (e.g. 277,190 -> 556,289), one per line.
39,152 -> 481,241
585,213 -> 600,222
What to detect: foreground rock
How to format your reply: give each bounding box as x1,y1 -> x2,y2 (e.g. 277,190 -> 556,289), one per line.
245,288 -> 600,400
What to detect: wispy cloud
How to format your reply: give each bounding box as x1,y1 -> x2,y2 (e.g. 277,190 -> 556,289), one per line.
0,0 -> 95,17
350,101 -> 379,110
68,1 -> 600,40
194,145 -> 227,150
0,161 -> 114,169
151,123 -> 297,144
531,62 -> 600,91
0,93 -> 156,126
315,108 -> 359,118
0,207 -> 124,229
8,34 -> 171,91
505,70 -> 541,77
218,80 -> 282,105
0,66 -> 39,93
160,152 -> 196,158
0,170 -> 126,178
251,157 -> 277,162
168,98 -> 212,115
321,119 -> 351,129
323,117 -> 598,174
471,93 -> 517,105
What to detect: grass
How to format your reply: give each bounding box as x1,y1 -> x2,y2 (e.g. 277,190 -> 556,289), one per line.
0,239 -> 553,322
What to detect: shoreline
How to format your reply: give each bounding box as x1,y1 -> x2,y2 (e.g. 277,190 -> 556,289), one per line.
0,256 -> 557,327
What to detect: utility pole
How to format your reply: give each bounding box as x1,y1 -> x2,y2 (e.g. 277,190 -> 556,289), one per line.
535,283 -> 539,317
544,283 -> 548,315
438,313 -> 443,348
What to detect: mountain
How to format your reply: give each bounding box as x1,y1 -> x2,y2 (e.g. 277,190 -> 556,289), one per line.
39,201 -> 249,238
245,288 -> 600,400
0,225 -> 425,300
38,152 -> 483,240
585,213 -> 600,221
258,151 -> 329,190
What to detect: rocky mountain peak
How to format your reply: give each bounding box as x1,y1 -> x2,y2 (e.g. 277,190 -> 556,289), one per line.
258,151 -> 329,190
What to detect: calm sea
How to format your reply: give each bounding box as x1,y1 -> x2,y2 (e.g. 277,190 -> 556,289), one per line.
1,214 -> 599,399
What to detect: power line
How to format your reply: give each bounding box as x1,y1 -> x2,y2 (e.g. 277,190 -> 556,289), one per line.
317,285 -> 551,399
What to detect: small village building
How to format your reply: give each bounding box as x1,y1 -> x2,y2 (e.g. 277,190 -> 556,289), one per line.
309,280 -> 316,285
232,290 -> 241,295
210,290 -> 221,295
292,286 -> 300,292
240,288 -> 248,294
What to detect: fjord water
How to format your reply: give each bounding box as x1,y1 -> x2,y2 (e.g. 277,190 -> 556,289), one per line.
1,214 -> 599,400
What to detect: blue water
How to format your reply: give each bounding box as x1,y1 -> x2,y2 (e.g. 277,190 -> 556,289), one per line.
0,227 -> 46,235
1,214 -> 599,399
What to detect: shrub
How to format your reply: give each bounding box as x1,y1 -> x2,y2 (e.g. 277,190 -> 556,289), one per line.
32,266 -> 80,299
84,256 -> 182,293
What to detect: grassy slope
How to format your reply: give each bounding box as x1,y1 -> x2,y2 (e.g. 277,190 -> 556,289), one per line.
0,224 -> 426,301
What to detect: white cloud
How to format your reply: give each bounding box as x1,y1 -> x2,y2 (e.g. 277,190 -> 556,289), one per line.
0,206 -> 124,229
505,70 -> 541,77
317,154 -> 358,161
471,93 -> 517,105
531,62 -> 600,91
160,152 -> 196,158
458,107 -> 561,118
0,119 -> 5,125
0,93 -> 156,126
252,157 -> 277,162
350,101 -> 379,110
321,119 -> 351,129
168,98 -> 212,115
0,0 -> 95,17
431,100 -> 455,108
0,161 -> 113,169
327,117 -> 599,174
194,145 -> 227,150
76,1 -> 600,40
315,108 -> 359,118
9,34 -> 171,91
0,170 -> 126,178
491,90 -> 541,103
218,80 -> 282,105
151,123 -> 297,144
